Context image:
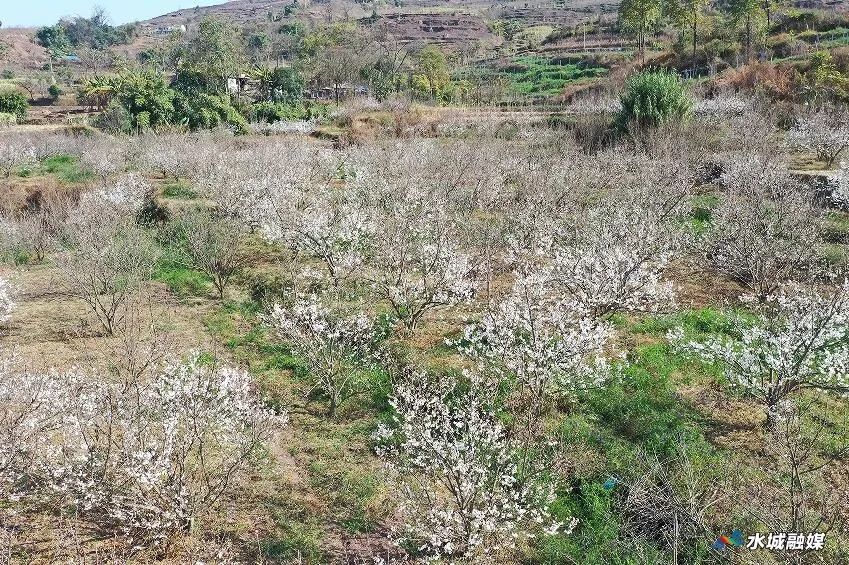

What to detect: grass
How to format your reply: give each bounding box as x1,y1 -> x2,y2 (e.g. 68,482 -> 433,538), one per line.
504,56 -> 608,97
823,210 -> 849,243
203,298 -> 390,552
630,307 -> 735,337
153,258 -> 211,298
162,180 -> 198,200
688,193 -> 719,234
530,327 -> 727,563
797,26 -> 849,48
307,445 -> 385,534
260,495 -> 325,562
459,56 -> 608,101
37,154 -> 93,183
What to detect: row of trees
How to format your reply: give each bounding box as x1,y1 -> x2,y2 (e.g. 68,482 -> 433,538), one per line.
1,87 -> 848,558
36,8 -> 136,81
620,0 -> 791,66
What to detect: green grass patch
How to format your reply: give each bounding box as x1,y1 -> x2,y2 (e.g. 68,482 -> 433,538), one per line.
503,56 -> 608,97
688,193 -> 719,235
260,496 -> 325,562
821,242 -> 848,269
40,154 -> 93,183
162,180 -> 198,200
823,211 -> 849,243
533,482 -> 668,564
153,258 -> 211,297
583,346 -> 708,456
630,307 -> 734,337
307,457 -> 383,534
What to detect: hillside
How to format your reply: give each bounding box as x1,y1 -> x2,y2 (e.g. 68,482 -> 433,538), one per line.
139,0 -> 622,46
0,28 -> 46,72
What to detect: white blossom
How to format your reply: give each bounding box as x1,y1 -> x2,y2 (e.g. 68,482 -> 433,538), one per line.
265,296 -> 383,416
670,281 -> 849,423
787,109 -> 849,168
375,374 -> 567,560
2,353 -> 282,543
704,155 -> 823,299
0,277 -> 14,322
456,271 -> 613,400
0,134 -> 37,177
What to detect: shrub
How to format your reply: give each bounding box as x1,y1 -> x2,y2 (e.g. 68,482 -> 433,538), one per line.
248,271 -> 291,305
47,84 -> 62,101
249,101 -> 307,123
0,113 -> 16,128
616,70 -> 692,130
0,90 -> 28,120
110,71 -> 175,130
91,99 -> 133,133
173,92 -> 248,134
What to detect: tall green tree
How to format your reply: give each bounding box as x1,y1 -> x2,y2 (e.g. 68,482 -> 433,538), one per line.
249,66 -> 304,104
61,7 -> 136,49
729,0 -> 762,61
413,45 -> 450,101
306,24 -> 367,104
179,18 -> 244,94
620,0 -> 662,63
667,0 -> 711,73
35,24 -> 70,83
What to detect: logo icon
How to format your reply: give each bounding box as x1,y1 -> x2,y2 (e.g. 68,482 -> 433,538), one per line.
712,530 -> 744,550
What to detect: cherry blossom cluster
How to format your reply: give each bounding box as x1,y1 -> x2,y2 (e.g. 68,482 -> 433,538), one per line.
692,94 -> 752,120
456,271 -> 614,401
374,373 -> 570,560
670,281 -> 849,423
1,352 -> 282,543
0,277 -> 14,322
264,180 -> 375,290
830,160 -> 849,209
368,209 -> 477,329
0,133 -> 37,177
79,136 -> 130,185
704,155 -> 823,299
265,295 -> 385,416
82,172 -> 152,213
787,109 -> 849,168
544,203 -> 679,319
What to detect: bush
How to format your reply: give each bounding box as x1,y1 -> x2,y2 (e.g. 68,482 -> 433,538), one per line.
91,99 -> 133,134
173,92 -> 248,134
0,113 -> 16,128
48,84 -> 62,101
0,90 -> 28,120
616,70 -> 692,130
248,271 -> 292,305
111,71 -> 176,130
249,101 -> 307,123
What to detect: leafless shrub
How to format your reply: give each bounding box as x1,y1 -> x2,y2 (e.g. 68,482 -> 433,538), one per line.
747,399 -> 848,564
96,290 -> 174,385
3,354 -> 281,547
619,441 -> 732,563
175,208 -> 249,299
0,133 -> 36,178
59,197 -> 159,335
78,136 -> 128,185
702,155 -> 824,299
787,108 -> 849,169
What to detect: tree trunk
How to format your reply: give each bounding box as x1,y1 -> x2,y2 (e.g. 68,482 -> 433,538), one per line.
746,15 -> 752,61
692,19 -> 698,76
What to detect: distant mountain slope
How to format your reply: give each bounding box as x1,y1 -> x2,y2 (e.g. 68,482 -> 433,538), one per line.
139,0 -> 623,46
143,0 -> 620,28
